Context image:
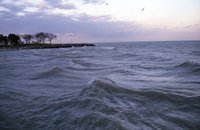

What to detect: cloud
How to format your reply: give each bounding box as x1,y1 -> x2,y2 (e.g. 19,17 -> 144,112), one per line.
0,11 -> 149,42
59,4 -> 76,10
0,0 -> 78,17
0,0 -> 47,17
48,0 -> 76,9
1,0 -> 47,7
1,8 -> 200,42
0,6 -> 10,12
0,0 -> 199,42
46,8 -> 75,17
23,7 -> 40,13
82,0 -> 106,5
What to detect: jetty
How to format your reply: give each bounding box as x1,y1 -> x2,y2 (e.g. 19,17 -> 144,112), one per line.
0,43 -> 95,50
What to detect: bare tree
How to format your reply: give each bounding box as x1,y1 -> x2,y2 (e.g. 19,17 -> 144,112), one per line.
21,34 -> 33,44
46,33 -> 57,44
35,32 -> 47,44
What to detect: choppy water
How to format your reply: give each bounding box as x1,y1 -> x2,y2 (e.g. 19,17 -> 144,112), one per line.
0,41 -> 200,130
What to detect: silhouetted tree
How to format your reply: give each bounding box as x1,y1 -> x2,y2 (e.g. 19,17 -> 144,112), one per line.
35,32 -> 47,44
3,36 -> 8,45
0,34 -> 3,45
8,34 -> 21,46
46,33 -> 57,44
1,32 -> 58,46
0,34 -> 8,45
21,34 -> 33,44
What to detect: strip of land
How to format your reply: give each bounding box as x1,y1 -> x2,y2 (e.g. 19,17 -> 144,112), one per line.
0,43 -> 95,50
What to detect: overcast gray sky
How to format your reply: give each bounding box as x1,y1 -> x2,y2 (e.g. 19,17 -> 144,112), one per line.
0,0 -> 200,42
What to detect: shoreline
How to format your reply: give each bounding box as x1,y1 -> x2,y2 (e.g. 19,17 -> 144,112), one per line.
0,43 -> 95,50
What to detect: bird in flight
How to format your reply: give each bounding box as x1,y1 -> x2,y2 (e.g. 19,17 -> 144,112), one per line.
141,8 -> 145,11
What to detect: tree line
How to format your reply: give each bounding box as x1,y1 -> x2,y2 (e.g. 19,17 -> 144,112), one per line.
0,32 -> 57,46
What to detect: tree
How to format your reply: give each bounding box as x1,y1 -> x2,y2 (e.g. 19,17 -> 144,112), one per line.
46,33 -> 57,44
3,36 -> 8,45
0,34 -> 4,45
0,34 -> 8,45
35,32 -> 47,44
21,34 -> 33,44
8,34 -> 21,46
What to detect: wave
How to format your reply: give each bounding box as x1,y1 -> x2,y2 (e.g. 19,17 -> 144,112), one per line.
174,61 -> 200,75
99,46 -> 117,50
67,59 -> 113,72
77,79 -> 200,129
1,41 -> 200,130
30,78 -> 199,129
31,67 -> 64,80
176,61 -> 200,68
81,79 -> 199,102
71,59 -> 96,68
1,78 -> 199,130
0,110 -> 23,130
191,50 -> 200,56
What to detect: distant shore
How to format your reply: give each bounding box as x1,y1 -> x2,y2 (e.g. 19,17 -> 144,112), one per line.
0,43 -> 95,50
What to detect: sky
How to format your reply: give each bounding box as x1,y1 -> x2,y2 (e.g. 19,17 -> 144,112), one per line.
0,0 -> 200,42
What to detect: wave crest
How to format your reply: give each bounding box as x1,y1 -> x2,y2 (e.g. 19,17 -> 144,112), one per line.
31,67 -> 64,80
36,78 -> 200,129
174,61 -> 200,75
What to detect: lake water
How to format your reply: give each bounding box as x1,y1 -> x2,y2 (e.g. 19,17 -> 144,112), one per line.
0,41 -> 200,130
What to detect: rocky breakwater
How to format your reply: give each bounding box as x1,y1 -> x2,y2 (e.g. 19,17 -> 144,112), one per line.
0,43 -> 95,50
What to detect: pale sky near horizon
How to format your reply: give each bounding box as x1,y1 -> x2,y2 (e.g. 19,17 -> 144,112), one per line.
0,0 -> 200,42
